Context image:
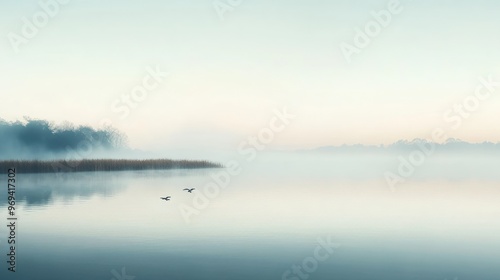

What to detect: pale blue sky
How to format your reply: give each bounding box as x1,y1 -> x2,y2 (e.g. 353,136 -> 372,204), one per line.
1,0 -> 500,152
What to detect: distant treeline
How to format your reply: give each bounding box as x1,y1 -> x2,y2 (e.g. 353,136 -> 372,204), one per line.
0,159 -> 223,174
312,138 -> 500,154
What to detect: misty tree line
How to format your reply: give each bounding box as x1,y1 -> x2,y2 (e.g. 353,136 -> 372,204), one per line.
0,118 -> 126,155
0,159 -> 223,174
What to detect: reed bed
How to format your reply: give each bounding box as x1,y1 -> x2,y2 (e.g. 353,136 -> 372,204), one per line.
0,159 -> 223,173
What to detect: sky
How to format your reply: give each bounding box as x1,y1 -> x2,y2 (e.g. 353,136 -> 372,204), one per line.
1,0 -> 500,154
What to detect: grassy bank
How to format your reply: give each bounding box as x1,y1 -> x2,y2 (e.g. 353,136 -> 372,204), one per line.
0,159 -> 223,173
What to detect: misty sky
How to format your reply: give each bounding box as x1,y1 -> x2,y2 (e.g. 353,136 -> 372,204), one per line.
1,0 -> 500,153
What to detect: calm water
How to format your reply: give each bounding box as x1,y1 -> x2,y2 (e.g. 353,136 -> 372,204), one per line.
0,154 -> 499,280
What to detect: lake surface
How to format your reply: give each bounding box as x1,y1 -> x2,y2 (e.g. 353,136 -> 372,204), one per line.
0,154 -> 499,279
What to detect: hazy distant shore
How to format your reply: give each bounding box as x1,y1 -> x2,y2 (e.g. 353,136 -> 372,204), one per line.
0,159 -> 223,174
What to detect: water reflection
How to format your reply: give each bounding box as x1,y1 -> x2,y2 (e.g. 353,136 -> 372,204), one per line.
0,155 -> 498,280
0,169 -> 215,207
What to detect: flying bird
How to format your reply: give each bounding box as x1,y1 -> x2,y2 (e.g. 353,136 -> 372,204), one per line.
160,196 -> 171,201
183,188 -> 195,193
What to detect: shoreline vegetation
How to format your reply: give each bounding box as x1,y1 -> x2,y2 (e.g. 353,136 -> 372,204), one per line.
0,159 -> 223,174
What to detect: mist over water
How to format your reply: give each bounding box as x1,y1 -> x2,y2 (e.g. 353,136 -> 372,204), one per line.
0,153 -> 499,280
